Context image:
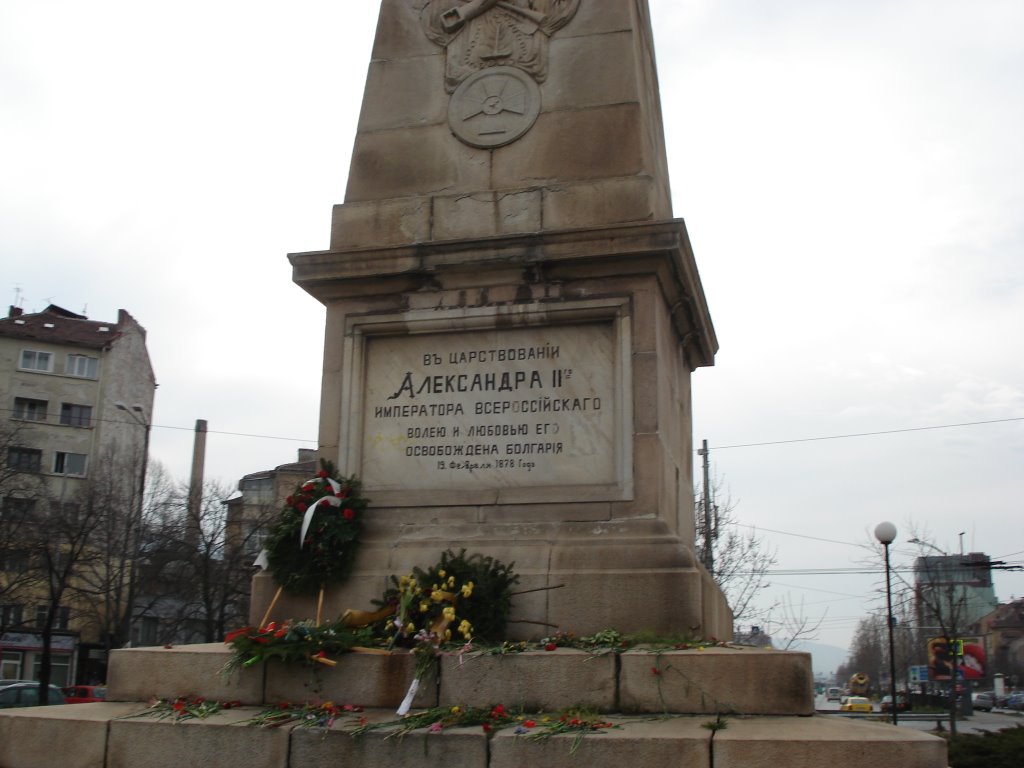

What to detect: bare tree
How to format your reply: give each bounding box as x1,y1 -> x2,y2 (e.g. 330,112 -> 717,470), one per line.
0,421 -> 47,634
135,477 -> 275,644
695,474 -> 777,624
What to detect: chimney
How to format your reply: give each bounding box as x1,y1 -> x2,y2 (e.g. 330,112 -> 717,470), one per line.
8,306 -> 23,318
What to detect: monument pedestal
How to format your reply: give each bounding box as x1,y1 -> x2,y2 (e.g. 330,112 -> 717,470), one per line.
260,219 -> 728,639
0,643 -> 948,768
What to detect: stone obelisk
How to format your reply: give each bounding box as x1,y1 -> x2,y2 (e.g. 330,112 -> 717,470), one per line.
257,0 -> 731,639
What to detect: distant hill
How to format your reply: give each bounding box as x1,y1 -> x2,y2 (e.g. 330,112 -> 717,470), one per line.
783,640 -> 847,677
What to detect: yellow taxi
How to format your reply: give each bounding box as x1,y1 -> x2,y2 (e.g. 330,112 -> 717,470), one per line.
839,696 -> 873,713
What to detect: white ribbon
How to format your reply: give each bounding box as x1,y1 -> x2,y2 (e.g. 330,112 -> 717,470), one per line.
298,477 -> 344,548
253,549 -> 269,570
396,676 -> 420,716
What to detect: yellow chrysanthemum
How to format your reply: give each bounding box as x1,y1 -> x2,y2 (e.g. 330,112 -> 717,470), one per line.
443,606 -> 456,621
461,581 -> 474,598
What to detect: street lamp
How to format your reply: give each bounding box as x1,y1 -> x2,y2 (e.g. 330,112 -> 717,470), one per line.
875,521 -> 899,726
115,402 -> 150,649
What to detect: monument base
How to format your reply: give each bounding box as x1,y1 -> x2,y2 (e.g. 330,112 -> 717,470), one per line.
0,643 -> 948,768
249,522 -> 732,640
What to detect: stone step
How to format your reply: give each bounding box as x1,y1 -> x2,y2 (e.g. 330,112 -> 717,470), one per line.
105,643 -> 816,715
0,703 -> 948,768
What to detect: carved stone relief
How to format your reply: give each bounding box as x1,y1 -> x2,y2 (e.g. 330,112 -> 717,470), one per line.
422,0 -> 581,146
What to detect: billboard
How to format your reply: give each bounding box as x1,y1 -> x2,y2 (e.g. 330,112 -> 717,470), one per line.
927,637 -> 986,681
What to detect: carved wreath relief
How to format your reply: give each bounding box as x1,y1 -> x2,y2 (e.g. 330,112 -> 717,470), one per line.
422,0 -> 580,148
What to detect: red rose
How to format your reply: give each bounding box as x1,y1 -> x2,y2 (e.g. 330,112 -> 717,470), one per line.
544,643 -> 557,651
318,469 -> 328,478
343,508 -> 355,521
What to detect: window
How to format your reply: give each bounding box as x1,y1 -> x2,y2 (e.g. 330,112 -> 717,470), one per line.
35,605 -> 70,630
53,452 -> 87,476
1,604 -> 23,627
32,656 -> 70,687
1,497 -> 35,523
7,447 -> 42,473
60,403 -> 92,427
13,397 -> 48,422
65,354 -> 98,378
19,349 -> 53,372
1,651 -> 23,681
0,551 -> 29,573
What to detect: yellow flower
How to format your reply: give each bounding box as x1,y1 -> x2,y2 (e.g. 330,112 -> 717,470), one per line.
431,590 -> 445,602
447,575 -> 456,588
405,622 -> 415,633
461,581 -> 474,598
444,629 -> 452,641
451,706 -> 461,714
420,602 -> 429,613
443,606 -> 456,621
438,570 -> 446,579
458,619 -> 473,638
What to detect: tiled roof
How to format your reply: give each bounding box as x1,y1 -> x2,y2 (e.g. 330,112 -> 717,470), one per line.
0,304 -> 134,349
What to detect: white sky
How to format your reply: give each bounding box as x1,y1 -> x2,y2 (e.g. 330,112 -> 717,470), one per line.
2,0 -> 1021,660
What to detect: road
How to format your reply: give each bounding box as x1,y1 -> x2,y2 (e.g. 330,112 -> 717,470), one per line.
814,694 -> 1023,735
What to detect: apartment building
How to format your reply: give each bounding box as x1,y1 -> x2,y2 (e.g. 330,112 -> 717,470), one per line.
0,303 -> 156,684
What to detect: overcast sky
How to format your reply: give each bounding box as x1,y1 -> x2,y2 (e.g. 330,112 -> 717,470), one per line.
2,0 -> 1021,660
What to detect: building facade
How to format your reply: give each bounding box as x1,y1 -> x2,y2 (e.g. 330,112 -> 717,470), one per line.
0,304 -> 156,685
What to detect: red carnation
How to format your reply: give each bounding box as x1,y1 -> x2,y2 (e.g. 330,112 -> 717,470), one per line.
318,469 -> 328,478
343,508 -> 355,521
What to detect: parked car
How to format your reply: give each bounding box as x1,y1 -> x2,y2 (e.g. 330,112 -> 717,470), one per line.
1007,692 -> 1024,711
840,696 -> 873,713
0,682 -> 67,709
972,692 -> 995,711
62,685 -> 107,704
880,695 -> 911,712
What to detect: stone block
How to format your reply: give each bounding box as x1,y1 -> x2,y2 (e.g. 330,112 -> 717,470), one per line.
265,650 -> 435,710
106,707 -> 292,768
370,0 -> 443,60
492,105 -> 646,189
545,31 -> 638,112
713,716 -> 947,768
0,702 -> 141,768
432,189 -> 543,241
330,198 -> 431,250
107,643 -> 264,705
490,716 -> 712,768
439,649 -> 616,712
560,0 -> 634,38
346,124 -> 490,202
357,55 -> 447,133
290,722 -> 489,768
543,177 -> 668,231
619,648 -> 814,715
544,567 -> 705,637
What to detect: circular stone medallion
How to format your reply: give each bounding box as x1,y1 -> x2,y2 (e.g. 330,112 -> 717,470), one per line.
448,66 -> 541,149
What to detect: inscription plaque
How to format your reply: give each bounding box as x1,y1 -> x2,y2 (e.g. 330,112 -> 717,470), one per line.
359,323 -> 619,494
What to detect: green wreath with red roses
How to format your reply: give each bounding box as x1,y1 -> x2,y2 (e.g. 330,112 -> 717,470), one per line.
262,461 -> 369,596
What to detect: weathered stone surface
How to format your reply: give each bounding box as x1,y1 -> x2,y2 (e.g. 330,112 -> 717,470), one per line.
439,649 -> 617,712
106,707 -> 292,768
714,716 -> 947,768
620,648 -> 814,715
0,702 -> 142,768
265,650 -> 435,710
330,197 -> 431,250
107,642 -> 263,705
357,55 -> 447,133
291,721 -> 489,768
491,717 -> 712,768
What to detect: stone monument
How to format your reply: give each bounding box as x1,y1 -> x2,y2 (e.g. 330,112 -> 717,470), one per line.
0,6 -> 949,767
253,0 -> 731,639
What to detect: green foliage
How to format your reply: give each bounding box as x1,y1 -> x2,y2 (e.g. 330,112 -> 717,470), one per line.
262,461 -> 368,595
947,726 -> 1024,768
383,549 -> 519,643
223,619 -> 373,673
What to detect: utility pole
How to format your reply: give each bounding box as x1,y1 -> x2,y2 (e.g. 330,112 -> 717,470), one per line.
697,439 -> 714,576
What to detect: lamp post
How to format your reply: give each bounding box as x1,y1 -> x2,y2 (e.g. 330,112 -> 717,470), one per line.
115,402 -> 150,649
875,521 -> 899,726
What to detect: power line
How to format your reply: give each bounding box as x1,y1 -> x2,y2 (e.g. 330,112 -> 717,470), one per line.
703,416 -> 1024,451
